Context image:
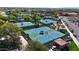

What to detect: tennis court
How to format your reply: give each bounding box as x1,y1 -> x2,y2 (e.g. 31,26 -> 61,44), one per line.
40,19 -> 57,25
15,22 -> 35,27
24,27 -> 65,44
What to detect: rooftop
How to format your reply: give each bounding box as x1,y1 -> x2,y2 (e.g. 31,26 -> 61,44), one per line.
54,38 -> 68,46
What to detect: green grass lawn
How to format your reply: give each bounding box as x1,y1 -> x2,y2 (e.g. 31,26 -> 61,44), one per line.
69,41 -> 79,51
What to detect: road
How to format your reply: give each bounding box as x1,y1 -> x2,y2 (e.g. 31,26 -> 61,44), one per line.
63,17 -> 79,42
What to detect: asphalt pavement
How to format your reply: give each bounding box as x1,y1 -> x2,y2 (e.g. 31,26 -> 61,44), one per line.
63,17 -> 79,42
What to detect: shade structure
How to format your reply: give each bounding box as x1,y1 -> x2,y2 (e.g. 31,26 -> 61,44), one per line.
54,38 -> 68,46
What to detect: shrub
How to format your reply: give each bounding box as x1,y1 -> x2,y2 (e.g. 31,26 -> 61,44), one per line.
25,40 -> 49,51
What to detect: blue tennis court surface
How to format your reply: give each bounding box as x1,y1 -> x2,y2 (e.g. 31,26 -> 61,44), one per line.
24,27 -> 65,44
40,19 -> 57,25
15,22 -> 34,27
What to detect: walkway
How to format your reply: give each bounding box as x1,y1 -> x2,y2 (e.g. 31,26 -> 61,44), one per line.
63,17 -> 79,42
61,17 -> 79,48
19,36 -> 28,51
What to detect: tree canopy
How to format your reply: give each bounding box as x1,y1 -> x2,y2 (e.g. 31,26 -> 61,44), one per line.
23,15 -> 32,21
0,15 -> 8,21
8,15 -> 16,19
0,20 -> 22,50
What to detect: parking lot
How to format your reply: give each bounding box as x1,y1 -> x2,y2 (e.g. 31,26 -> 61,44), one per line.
62,17 -> 79,42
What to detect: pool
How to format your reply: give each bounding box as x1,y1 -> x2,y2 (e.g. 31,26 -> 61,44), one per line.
15,22 -> 35,27
40,19 -> 57,25
24,27 -> 65,44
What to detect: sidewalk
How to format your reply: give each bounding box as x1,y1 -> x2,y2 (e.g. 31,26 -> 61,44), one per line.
19,36 -> 28,51
61,17 -> 79,48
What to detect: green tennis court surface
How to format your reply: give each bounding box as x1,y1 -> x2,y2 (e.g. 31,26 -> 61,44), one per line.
15,22 -> 35,27
40,19 -> 57,25
24,26 -> 65,44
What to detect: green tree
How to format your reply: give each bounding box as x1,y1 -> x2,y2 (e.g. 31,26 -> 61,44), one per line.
25,40 -> 49,51
6,10 -> 19,19
0,19 -> 5,26
0,21 -> 22,50
8,15 -> 16,19
32,15 -> 42,24
23,15 -> 32,21
35,15 -> 41,21
0,15 -> 8,21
